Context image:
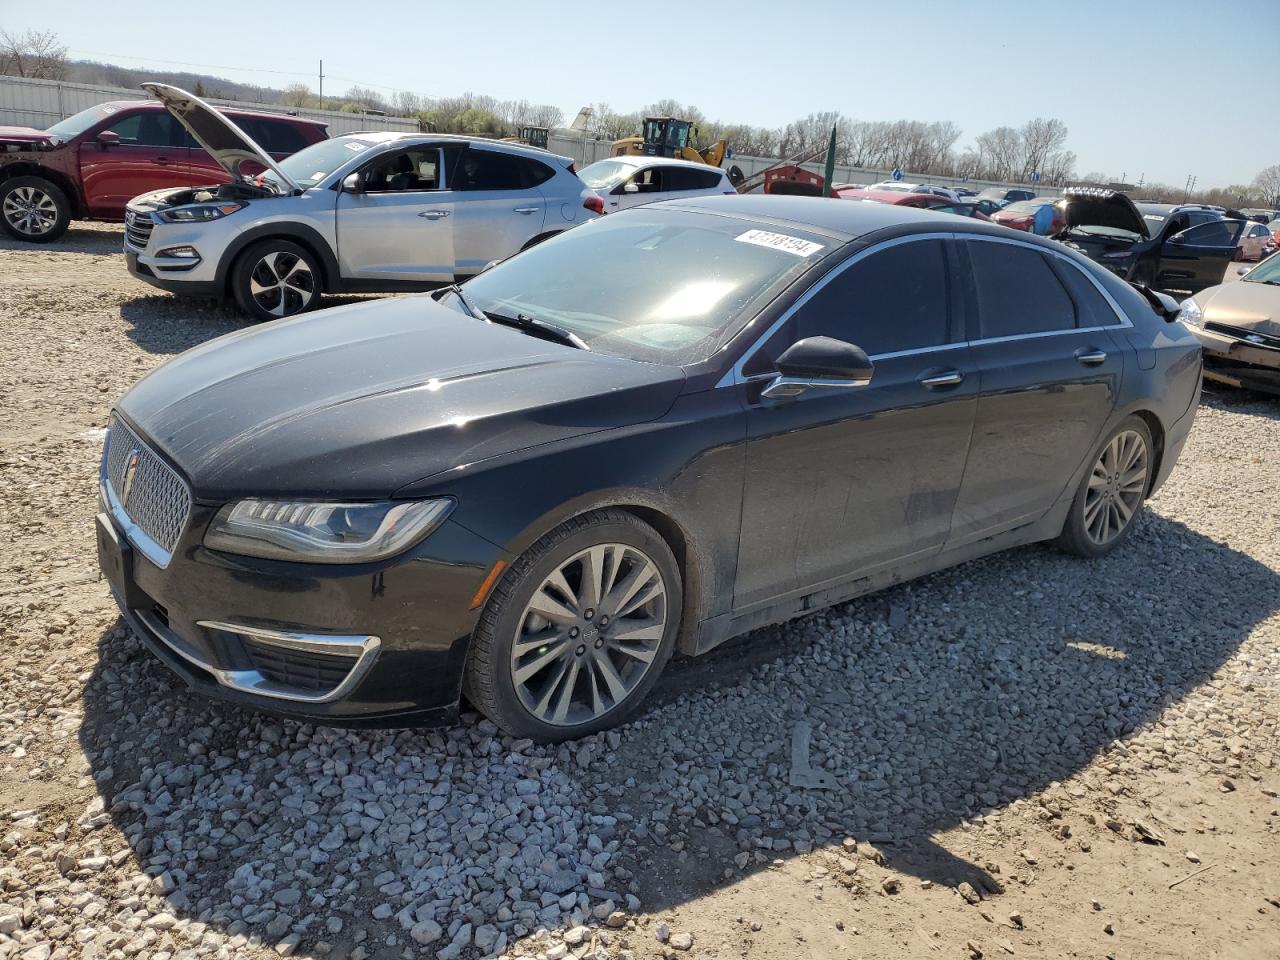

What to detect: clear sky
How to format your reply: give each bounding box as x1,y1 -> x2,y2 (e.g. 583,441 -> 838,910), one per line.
2,0 -> 1275,188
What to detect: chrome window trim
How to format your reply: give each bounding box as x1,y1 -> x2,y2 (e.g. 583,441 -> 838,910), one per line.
716,231 -> 1134,388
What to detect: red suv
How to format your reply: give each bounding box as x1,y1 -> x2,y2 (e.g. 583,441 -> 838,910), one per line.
0,101 -> 327,242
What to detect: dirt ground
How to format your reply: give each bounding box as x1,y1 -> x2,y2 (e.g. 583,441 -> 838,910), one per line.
0,223 -> 1278,960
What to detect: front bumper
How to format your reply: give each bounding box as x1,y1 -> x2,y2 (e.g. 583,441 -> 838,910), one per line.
124,213 -> 226,296
1191,326 -> 1280,394
97,494 -> 507,726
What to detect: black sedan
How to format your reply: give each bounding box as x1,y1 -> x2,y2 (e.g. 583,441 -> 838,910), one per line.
97,197 -> 1203,741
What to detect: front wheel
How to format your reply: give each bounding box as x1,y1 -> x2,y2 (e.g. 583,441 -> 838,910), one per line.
1,176 -> 71,242
231,239 -> 322,322
465,509 -> 682,742
1056,416 -> 1153,558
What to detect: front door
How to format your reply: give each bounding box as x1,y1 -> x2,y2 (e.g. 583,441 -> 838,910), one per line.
734,237 -> 977,608
948,237 -> 1126,546
447,146 -> 551,276
78,110 -> 190,218
1158,220 -> 1246,295
335,146 -> 454,282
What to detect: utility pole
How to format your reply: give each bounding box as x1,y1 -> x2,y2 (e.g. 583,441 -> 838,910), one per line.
1183,174 -> 1197,203
318,60 -> 324,107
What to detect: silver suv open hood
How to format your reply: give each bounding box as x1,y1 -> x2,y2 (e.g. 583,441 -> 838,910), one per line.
142,83 -> 300,193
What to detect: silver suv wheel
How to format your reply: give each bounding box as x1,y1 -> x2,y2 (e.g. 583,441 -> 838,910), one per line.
248,250 -> 317,317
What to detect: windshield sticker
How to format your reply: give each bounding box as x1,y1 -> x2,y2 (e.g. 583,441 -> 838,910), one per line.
735,229 -> 824,257
1144,215 -> 1165,223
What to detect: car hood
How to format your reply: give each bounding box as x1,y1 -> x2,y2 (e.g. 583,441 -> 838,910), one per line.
0,125 -> 54,148
116,297 -> 687,501
1060,190 -> 1149,239
142,82 -> 300,192
1201,280 -> 1280,336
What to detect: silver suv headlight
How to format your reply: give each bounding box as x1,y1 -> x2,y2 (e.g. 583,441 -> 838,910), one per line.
1178,297 -> 1203,327
157,202 -> 244,223
205,498 -> 454,563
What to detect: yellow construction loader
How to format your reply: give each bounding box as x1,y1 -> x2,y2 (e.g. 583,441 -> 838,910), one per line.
612,117 -> 742,183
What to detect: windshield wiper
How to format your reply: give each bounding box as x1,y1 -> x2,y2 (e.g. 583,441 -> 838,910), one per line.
485,311 -> 590,351
437,283 -> 484,319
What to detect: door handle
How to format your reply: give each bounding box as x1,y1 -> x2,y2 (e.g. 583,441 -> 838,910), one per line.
512,206 -> 540,214
154,157 -> 172,165
918,370 -> 964,388
417,210 -> 450,220
1075,348 -> 1107,365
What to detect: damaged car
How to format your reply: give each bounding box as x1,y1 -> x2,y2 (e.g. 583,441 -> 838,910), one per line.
1181,255 -> 1280,394
1055,188 -> 1245,296
0,98 -> 325,243
97,196 -> 1202,740
125,84 -> 602,321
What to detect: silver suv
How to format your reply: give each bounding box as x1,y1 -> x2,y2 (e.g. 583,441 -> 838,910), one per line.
125,85 -> 602,321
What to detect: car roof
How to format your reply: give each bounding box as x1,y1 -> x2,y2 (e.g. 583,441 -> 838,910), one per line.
661,194 -> 1004,241
101,99 -> 326,128
586,154 -> 726,173
333,131 -> 572,164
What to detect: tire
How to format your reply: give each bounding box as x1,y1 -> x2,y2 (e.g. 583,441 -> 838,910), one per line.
1056,415 -> 1154,558
231,239 -> 322,322
1,175 -> 71,243
727,165 -> 745,187
464,508 -> 682,742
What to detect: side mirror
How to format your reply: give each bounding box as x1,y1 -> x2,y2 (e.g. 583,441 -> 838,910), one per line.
623,182 -> 639,194
480,258 -> 503,274
97,130 -> 120,147
1168,234 -> 1186,246
1237,265 -> 1251,276
761,336 -> 874,401
342,173 -> 364,194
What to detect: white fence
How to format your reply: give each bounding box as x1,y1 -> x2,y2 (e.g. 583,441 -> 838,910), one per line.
2,75 -> 1059,197
0,75 -> 418,135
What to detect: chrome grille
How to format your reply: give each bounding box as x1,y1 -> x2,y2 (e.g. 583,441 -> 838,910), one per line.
104,415 -> 191,564
125,209 -> 154,250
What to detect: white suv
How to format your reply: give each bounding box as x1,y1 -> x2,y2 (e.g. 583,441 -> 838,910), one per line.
124,84 -> 602,321
579,155 -> 736,213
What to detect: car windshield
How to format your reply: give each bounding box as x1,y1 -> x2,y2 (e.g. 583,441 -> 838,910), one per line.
263,136 -> 378,189
1243,254 -> 1280,285
451,210 -> 831,364
45,104 -> 123,140
1003,200 -> 1052,214
578,160 -> 635,191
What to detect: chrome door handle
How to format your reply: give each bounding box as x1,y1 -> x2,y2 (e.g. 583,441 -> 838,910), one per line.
1075,348 -> 1107,365
919,370 -> 964,388
418,210 -> 450,220
513,206 -> 540,214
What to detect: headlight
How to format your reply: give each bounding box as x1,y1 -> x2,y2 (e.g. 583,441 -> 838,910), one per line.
156,202 -> 244,223
205,498 -> 454,563
1178,297 -> 1203,327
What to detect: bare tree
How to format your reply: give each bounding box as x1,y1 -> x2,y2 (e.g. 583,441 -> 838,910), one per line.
280,83 -> 314,109
0,29 -> 68,80
392,91 -> 424,116
587,103 -> 640,142
526,103 -> 563,129
1254,164 -> 1280,205
345,86 -> 386,111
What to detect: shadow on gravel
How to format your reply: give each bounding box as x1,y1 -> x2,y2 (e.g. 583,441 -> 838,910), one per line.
75,510 -> 1280,954
120,293 -> 396,355
0,225 -> 124,256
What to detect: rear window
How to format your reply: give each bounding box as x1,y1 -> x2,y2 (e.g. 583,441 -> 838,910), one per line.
968,241 -> 1076,337
663,166 -> 726,191
1003,199 -> 1053,215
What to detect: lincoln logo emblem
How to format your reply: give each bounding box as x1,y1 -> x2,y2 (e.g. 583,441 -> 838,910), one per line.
121,449 -> 141,504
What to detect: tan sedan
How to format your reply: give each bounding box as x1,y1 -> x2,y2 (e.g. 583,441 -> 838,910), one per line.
1181,254 -> 1280,393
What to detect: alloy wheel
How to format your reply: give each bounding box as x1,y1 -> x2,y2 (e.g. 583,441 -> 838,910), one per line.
248,251 -> 316,317
1083,429 -> 1148,546
2,186 -> 58,237
511,543 -> 668,727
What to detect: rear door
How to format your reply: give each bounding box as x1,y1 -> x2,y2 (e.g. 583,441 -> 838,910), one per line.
1158,219 -> 1246,294
662,165 -> 731,200
335,145 -> 455,281
733,236 -> 978,607
447,147 -> 553,275
948,237 -> 1126,546
78,109 -> 190,217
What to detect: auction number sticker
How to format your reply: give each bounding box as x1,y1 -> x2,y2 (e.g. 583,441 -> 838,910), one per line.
735,229 -> 824,257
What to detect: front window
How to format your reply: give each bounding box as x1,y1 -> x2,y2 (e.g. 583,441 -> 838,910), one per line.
1242,255 -> 1280,285
450,210 -> 831,364
265,136 -> 378,189
45,103 -> 124,140
579,160 -> 634,191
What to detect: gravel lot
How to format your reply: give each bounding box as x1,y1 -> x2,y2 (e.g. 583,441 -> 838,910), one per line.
1,224 -> 1278,960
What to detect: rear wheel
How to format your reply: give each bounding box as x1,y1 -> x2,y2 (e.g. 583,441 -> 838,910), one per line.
231,239 -> 321,322
1,176 -> 71,243
1056,416 -> 1153,558
464,509 -> 682,741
